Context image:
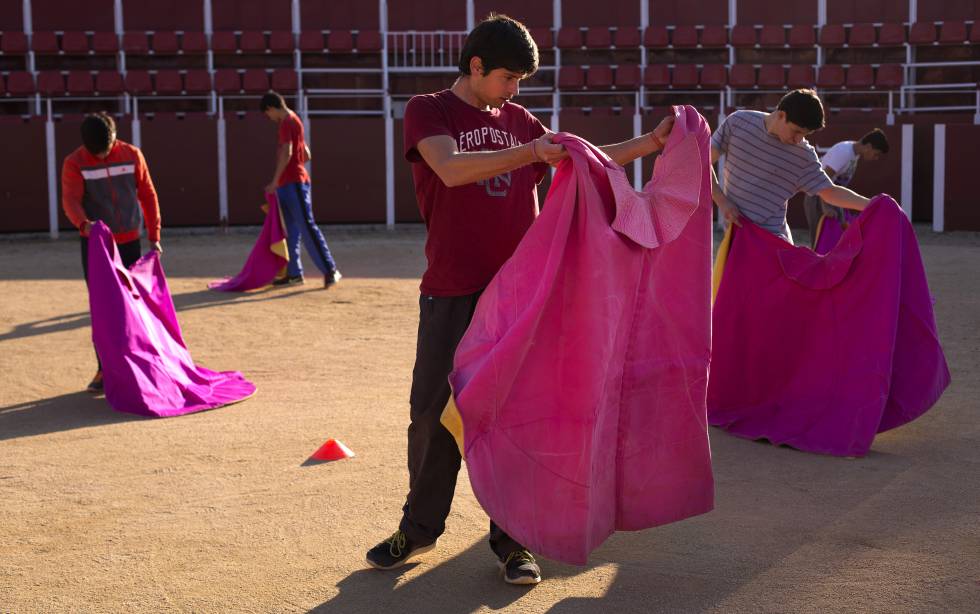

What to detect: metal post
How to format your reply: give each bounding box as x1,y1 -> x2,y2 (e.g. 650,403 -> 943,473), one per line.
633,91 -> 642,190
24,0 -> 35,73
932,124 -> 944,232
909,0 -> 917,23
900,124 -> 913,219
292,0 -> 300,35
817,0 -> 826,26
217,97 -> 229,225
381,0 -> 395,228
203,0 -> 213,35
887,90 -> 895,125
131,97 -> 141,148
114,0 -> 123,34
45,98 -> 58,239
466,0 -> 474,30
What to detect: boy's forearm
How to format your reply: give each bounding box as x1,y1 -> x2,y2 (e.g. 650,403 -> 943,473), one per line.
599,134 -> 659,167
819,185 -> 869,211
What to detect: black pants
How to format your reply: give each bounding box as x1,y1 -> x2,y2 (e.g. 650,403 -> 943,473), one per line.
81,235 -> 143,370
398,292 -> 524,560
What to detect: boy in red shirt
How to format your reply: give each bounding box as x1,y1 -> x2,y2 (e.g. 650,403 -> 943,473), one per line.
261,92 -> 341,288
365,13 -> 675,585
62,112 -> 162,392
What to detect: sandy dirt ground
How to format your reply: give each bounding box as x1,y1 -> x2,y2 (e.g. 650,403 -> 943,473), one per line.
1,226 -> 978,614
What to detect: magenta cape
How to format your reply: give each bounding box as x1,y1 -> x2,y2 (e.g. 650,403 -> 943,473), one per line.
813,209 -> 859,255
708,196 -> 950,456
208,192 -> 288,291
89,222 -> 257,417
446,106 -> 715,565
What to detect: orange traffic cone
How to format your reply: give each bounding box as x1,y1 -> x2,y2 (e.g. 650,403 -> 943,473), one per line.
310,438 -> 355,462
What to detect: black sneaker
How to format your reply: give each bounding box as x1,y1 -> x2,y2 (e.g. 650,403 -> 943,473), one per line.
86,370 -> 104,393
498,549 -> 541,585
365,530 -> 435,570
273,275 -> 304,286
324,269 -> 342,289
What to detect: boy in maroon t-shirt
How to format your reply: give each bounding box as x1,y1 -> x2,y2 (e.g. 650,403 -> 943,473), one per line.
260,92 -> 340,288
366,14 -> 676,585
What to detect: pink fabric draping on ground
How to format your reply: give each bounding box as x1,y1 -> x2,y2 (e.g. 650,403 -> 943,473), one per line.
89,222 -> 257,417
208,192 -> 288,291
708,196 -> 950,456
447,106 -> 715,565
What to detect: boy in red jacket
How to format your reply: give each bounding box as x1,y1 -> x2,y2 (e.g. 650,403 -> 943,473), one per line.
61,112 -> 162,392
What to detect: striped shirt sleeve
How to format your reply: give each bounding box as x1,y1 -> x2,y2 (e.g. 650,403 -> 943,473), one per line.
710,114 -> 733,153
797,145 -> 834,195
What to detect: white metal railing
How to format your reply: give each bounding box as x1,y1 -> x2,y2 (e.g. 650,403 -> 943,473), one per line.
388,31 -> 468,70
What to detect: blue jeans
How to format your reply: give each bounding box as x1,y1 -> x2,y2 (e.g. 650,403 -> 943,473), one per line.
276,181 -> 337,278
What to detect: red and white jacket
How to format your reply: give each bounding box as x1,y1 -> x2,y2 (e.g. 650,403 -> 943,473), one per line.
61,140 -> 161,243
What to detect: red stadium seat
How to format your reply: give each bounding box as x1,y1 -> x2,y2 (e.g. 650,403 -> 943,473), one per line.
6,71 -> 35,95
671,26 -> 698,48
211,31 -> 237,54
152,31 -> 179,54
848,23 -> 876,47
529,28 -> 553,49
95,71 -> 124,94
0,74 -> 7,96
299,31 -> 324,52
181,31 -> 208,54
819,24 -> 846,47
184,69 -> 211,94
239,31 -> 266,53
269,31 -> 294,53
939,21 -> 968,45
213,69 -> 241,94
327,31 -> 354,52
787,64 -> 815,88
643,64 -> 670,88
66,70 -> 94,94
614,64 -> 640,88
908,22 -> 936,45
271,68 -> 298,92
700,25 -> 728,47
586,65 -> 613,88
730,25 -> 757,48
644,26 -> 669,48
788,25 -> 815,47
757,65 -> 785,88
700,64 -> 727,88
816,64 -> 844,88
154,69 -> 182,94
557,66 -> 584,89
124,69 -> 152,94
877,23 -> 905,46
672,64 -> 698,88
242,69 -> 269,93
759,25 -> 785,47
122,32 -> 149,54
32,31 -> 59,54
971,24 -> 980,44
585,27 -> 612,49
556,27 -> 582,50
729,64 -> 756,88
845,64 -> 874,88
356,30 -> 382,52
37,71 -> 65,95
1,31 -> 29,54
92,32 -> 118,54
61,31 -> 89,54
875,64 -> 904,88
614,27 -> 640,48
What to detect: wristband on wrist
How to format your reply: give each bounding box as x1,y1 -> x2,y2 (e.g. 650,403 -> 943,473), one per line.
531,139 -> 542,162
649,132 -> 665,150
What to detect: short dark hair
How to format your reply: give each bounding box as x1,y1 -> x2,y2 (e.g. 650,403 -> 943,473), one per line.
860,128 -> 890,153
777,89 -> 825,132
458,13 -> 538,77
260,92 -> 286,112
80,112 -> 116,155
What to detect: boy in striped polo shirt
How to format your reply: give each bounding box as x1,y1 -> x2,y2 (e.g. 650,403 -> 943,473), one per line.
710,89 -> 870,242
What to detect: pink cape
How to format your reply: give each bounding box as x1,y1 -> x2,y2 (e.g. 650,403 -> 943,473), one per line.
708,196 -> 950,456
446,106 -> 715,565
208,192 -> 288,291
89,222 -> 257,417
813,210 -> 859,255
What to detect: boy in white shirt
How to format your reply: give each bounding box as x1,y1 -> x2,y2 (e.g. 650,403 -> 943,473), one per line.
804,128 -> 889,246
